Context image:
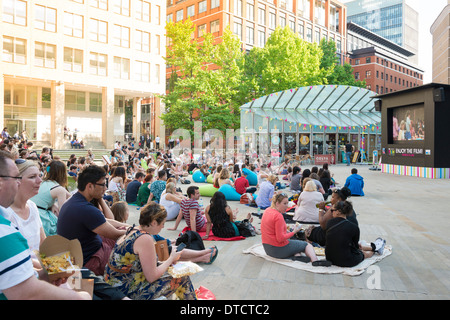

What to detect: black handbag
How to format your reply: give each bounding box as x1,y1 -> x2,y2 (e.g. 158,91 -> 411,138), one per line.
175,230 -> 205,251
235,219 -> 256,237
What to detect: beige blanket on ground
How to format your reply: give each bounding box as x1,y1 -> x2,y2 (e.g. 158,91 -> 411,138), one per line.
243,243 -> 392,276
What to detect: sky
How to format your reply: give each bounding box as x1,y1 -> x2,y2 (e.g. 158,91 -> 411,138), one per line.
341,0 -> 449,83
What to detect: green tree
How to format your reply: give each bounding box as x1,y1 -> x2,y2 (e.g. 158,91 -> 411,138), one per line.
161,20 -> 244,134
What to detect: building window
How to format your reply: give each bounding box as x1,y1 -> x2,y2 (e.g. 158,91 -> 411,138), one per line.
153,5 -> 161,25
2,0 -> 27,26
269,12 -> 276,29
154,64 -> 161,84
135,30 -> 150,52
112,0 -> 130,16
167,13 -> 173,23
298,23 -> 304,38
366,57 -> 371,63
35,42 -> 56,69
198,24 -> 206,37
64,12 -> 84,38
89,92 -> 102,112
3,36 -> 27,64
136,0 -> 150,22
199,0 -> 207,14
210,19 -> 220,33
298,0 -> 310,20
258,8 -> 265,25
306,27 -> 312,42
289,20 -> 295,32
246,26 -> 254,44
280,15 -> 286,28
187,5 -> 195,18
234,0 -> 242,16
42,87 -> 51,109
65,90 -> 86,111
314,0 -> 325,26
176,9 -> 183,22
35,5 -> 56,32
233,22 -> 242,40
89,52 -> 107,76
64,47 -> 83,72
211,0 -> 220,9
247,3 -> 254,21
258,30 -> 265,47
355,72 -> 360,80
154,34 -> 160,54
135,61 -> 150,82
89,19 -> 108,43
113,56 -> 130,79
365,70 -> 371,78
112,24 -> 130,48
90,0 -> 108,10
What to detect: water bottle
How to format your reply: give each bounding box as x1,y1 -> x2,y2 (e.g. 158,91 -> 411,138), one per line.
199,198 -> 204,207
257,207 -> 261,216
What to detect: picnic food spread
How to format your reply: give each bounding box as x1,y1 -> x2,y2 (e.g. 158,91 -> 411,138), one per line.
40,251 -> 77,274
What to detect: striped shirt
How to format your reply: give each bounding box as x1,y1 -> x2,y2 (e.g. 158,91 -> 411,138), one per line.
180,198 -> 206,231
0,213 -> 34,300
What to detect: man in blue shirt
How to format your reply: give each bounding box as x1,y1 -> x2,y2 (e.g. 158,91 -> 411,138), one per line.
125,172 -> 145,204
344,168 -> 365,196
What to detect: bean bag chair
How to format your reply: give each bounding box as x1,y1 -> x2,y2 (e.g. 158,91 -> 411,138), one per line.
192,170 -> 207,183
199,184 -> 219,197
242,168 -> 258,186
218,184 -> 241,201
206,174 -> 214,184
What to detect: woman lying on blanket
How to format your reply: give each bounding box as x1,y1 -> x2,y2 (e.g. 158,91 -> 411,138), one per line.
260,193 -> 331,267
324,200 -> 386,268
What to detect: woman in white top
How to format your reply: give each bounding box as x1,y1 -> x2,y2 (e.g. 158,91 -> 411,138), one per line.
1,159 -> 44,267
159,182 -> 184,220
293,180 -> 324,223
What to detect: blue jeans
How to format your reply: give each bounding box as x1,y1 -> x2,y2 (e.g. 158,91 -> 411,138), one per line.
346,152 -> 352,165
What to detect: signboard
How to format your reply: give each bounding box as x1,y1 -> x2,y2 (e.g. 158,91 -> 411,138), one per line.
352,151 -> 360,163
314,154 -> 336,165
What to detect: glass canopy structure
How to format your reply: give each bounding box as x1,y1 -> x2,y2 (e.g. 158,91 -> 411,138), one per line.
240,85 -> 382,164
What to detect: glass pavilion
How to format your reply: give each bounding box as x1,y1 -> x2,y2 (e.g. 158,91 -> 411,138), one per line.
240,85 -> 382,164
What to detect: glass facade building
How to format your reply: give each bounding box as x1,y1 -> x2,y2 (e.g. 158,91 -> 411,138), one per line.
345,0 -> 419,64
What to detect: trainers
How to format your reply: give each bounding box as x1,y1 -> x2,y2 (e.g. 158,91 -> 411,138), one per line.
373,238 -> 386,255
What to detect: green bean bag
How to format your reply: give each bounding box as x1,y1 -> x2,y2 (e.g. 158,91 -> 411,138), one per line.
206,174 -> 214,184
199,184 -> 219,197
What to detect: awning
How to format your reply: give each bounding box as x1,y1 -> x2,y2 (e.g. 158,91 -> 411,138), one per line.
240,85 -> 381,127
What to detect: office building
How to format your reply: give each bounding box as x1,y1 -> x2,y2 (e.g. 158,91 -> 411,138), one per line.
430,2 -> 450,84
1,0 -> 166,149
347,22 -> 423,94
346,0 -> 419,64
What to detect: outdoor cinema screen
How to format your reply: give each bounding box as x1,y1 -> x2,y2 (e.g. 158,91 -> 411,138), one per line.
392,104 -> 425,143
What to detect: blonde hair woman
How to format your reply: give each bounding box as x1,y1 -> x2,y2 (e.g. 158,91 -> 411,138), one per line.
260,193 -> 330,266
159,182 -> 184,220
293,180 -> 324,223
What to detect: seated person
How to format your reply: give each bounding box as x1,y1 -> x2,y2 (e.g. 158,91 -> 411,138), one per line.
125,172 -> 145,204
260,193 -> 330,266
104,203 -> 197,300
293,180 -> 324,223
344,168 -> 365,196
68,165 -> 78,181
255,174 -> 278,210
148,170 -> 167,204
136,174 -> 153,206
234,171 -> 257,194
169,186 -> 207,233
324,200 -> 385,267
306,187 -> 358,247
289,166 -> 302,192
57,165 -> 127,276
203,191 -> 240,238
159,182 -> 183,220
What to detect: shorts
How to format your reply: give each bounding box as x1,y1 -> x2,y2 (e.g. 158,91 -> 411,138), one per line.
263,240 -> 308,259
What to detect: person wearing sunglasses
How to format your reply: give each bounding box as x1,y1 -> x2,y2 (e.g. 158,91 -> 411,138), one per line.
324,200 -> 385,268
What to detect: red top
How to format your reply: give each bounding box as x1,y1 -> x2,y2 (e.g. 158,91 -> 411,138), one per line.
261,208 -> 295,247
234,176 -> 249,194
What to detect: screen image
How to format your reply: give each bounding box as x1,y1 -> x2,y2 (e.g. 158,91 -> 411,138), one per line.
392,105 -> 425,142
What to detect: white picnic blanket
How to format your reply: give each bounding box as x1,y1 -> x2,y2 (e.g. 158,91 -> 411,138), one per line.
243,243 -> 392,276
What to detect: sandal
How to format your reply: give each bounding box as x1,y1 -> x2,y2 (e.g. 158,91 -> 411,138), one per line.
206,246 -> 218,265
290,256 -> 311,263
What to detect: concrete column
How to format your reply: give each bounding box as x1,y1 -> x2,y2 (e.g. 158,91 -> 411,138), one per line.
51,81 -> 65,149
132,97 -> 141,141
154,96 -> 165,148
102,86 -> 115,149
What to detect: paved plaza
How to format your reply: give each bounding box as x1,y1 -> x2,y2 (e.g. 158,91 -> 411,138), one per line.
126,163 -> 450,300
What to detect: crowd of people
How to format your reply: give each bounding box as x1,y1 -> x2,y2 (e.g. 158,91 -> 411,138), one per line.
0,135 -> 384,300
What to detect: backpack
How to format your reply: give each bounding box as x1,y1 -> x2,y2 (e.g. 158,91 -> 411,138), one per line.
175,230 -> 205,251
235,219 -> 256,237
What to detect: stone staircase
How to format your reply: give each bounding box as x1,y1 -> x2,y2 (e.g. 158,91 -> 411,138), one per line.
52,149 -> 111,166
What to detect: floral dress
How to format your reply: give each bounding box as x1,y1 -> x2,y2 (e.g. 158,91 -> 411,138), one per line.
104,229 -> 197,300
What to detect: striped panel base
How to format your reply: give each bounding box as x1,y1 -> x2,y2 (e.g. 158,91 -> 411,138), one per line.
381,164 -> 450,179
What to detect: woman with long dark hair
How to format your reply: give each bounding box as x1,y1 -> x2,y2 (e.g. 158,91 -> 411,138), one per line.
203,191 -> 240,239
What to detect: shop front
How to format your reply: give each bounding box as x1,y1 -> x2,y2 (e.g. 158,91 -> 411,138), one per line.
240,85 -> 382,165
